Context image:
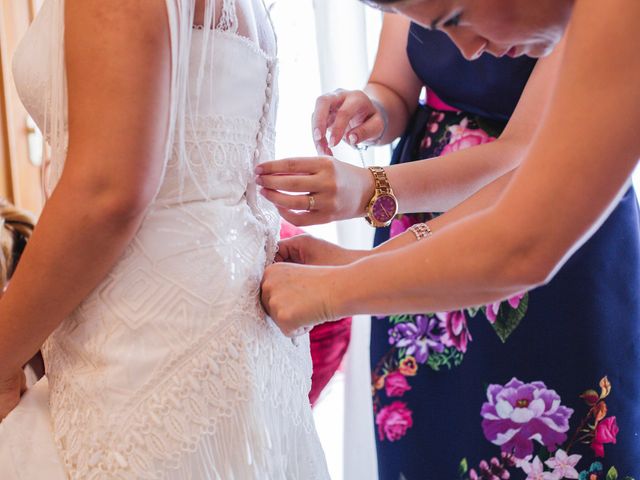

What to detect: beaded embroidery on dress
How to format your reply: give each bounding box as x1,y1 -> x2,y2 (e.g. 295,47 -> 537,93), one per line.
0,0 -> 329,478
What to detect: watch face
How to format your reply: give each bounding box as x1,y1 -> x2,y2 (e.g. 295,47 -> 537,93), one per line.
371,194 -> 398,224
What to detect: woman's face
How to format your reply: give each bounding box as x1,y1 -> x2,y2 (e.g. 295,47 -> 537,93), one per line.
387,0 -> 573,60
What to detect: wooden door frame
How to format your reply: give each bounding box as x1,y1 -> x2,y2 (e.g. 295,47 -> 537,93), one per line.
0,0 -> 43,212
0,3 -> 17,201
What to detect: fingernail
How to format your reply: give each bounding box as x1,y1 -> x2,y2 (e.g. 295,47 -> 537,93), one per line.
348,133 -> 358,145
313,128 -> 322,142
255,165 -> 264,174
330,135 -> 339,147
256,176 -> 263,185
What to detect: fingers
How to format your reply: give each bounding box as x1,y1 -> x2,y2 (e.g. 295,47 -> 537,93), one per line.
313,113 -> 333,155
312,90 -> 380,151
256,172 -> 317,193
258,188 -> 333,225
326,92 -> 378,147
277,207 -> 329,228
315,139 -> 333,156
313,90 -> 346,150
255,157 -> 325,176
290,326 -> 312,339
345,113 -> 386,146
259,188 -> 315,212
275,235 -> 309,264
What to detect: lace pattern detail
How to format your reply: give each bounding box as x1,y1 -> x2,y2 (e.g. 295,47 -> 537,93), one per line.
43,299 -> 324,479
157,115 -> 262,203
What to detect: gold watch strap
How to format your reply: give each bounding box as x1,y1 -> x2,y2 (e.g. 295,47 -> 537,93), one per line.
368,166 -> 393,195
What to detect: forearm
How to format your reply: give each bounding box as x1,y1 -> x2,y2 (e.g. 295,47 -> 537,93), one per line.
385,137 -> 523,213
0,183 -> 147,377
331,206 -> 535,318
363,14 -> 422,145
372,169 -> 515,255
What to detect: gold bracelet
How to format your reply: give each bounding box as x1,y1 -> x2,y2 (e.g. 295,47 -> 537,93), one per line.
408,222 -> 433,241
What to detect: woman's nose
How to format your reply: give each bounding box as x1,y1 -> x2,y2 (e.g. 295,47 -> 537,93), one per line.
444,29 -> 488,60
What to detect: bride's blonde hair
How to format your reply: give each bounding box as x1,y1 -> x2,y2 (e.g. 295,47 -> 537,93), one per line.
0,198 -> 35,289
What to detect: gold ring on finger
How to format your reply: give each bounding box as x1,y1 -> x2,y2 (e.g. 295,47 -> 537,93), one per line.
307,194 -> 316,212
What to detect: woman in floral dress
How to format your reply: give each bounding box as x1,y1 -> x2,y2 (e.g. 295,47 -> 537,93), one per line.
368,25 -> 639,480
257,11 -> 640,480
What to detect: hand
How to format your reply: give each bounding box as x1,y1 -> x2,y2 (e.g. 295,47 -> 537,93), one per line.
261,262 -> 345,337
276,234 -> 367,266
256,156 -> 374,226
0,369 -> 26,421
312,89 -> 386,155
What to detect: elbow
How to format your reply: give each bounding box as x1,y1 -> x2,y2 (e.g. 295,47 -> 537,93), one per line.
492,136 -> 529,171
59,174 -> 158,229
58,150 -> 162,227
94,188 -> 155,226
497,230 -> 564,291
513,253 -> 558,289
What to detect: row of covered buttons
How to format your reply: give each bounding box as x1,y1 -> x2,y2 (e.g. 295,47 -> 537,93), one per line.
254,60 -> 276,161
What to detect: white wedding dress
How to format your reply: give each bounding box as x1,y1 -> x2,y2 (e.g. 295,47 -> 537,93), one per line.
0,0 -> 329,478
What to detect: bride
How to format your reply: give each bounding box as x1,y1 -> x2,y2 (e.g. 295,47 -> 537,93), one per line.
0,0 -> 329,478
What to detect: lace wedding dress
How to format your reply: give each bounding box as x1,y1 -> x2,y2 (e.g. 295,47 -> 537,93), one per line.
0,0 -> 329,478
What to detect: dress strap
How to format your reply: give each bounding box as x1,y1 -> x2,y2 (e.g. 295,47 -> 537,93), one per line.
216,0 -> 238,33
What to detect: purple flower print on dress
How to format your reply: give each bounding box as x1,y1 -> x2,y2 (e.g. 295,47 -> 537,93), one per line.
388,315 -> 444,364
481,378 -> 574,459
486,292 -> 526,324
436,310 -> 472,353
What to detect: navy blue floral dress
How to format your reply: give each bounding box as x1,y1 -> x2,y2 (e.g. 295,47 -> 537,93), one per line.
371,25 -> 640,480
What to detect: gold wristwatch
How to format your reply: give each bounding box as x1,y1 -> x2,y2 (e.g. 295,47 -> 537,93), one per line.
365,166 -> 399,228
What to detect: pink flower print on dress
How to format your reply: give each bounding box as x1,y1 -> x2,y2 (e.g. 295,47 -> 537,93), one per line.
375,401 -> 414,442
545,449 -> 581,479
441,118 -> 496,156
481,378 -> 574,459
519,456 -> 558,480
389,214 -> 415,238
384,371 -> 412,398
486,292 -> 526,324
436,310 -> 472,353
590,416 -> 619,457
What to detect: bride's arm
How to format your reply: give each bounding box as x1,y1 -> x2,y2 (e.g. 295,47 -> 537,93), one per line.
0,2 -> 172,389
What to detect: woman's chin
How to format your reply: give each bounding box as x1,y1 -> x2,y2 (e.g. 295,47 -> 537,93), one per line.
519,42 -> 557,58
